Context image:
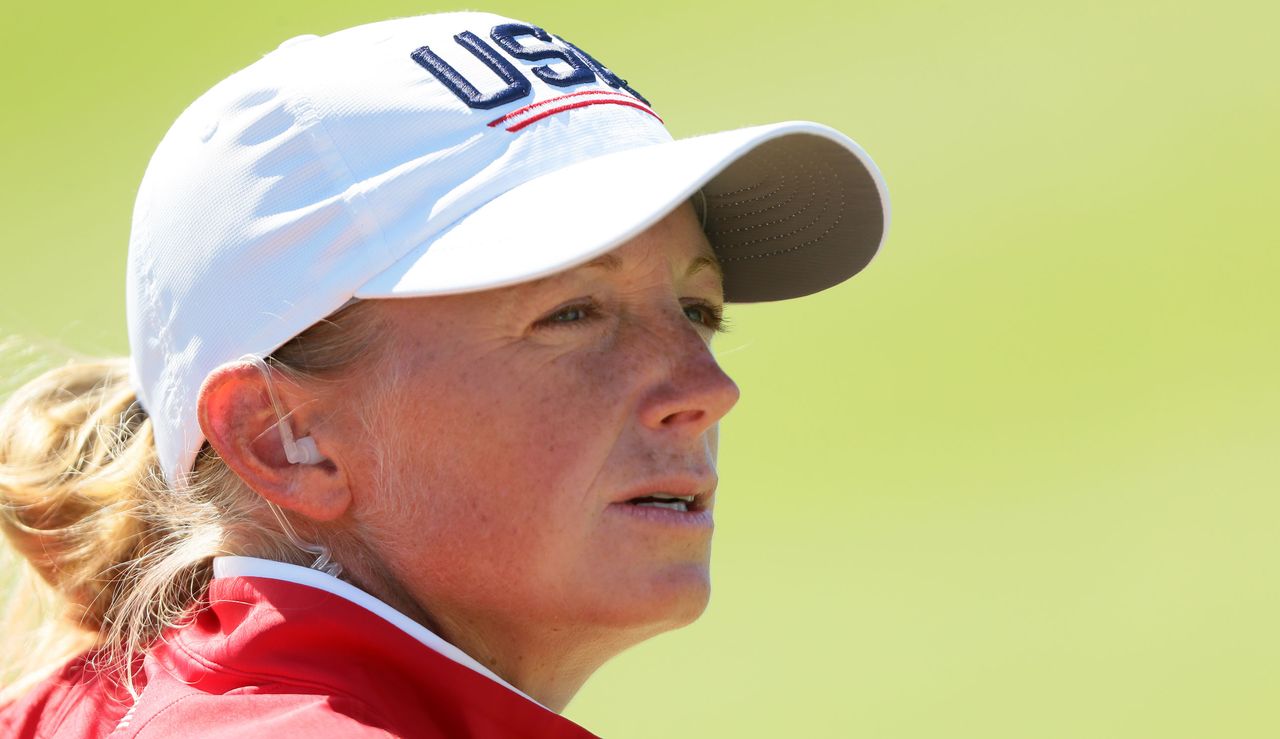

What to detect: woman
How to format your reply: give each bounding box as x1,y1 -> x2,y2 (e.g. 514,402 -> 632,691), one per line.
0,10 -> 888,738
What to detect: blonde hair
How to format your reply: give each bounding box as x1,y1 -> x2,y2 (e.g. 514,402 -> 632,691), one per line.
0,301 -> 385,700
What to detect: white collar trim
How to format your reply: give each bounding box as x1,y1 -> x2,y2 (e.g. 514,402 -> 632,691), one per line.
211,555 -> 541,707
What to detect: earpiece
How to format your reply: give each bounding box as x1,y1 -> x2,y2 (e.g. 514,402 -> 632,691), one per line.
289,435 -> 325,466
236,354 -> 343,579
240,354 -> 329,466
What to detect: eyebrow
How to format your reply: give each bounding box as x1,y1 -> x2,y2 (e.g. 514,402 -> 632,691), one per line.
575,252 -> 724,283
685,254 -> 724,283
578,253 -> 623,272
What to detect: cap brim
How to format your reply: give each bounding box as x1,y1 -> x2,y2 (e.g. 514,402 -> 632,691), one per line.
354,120 -> 889,303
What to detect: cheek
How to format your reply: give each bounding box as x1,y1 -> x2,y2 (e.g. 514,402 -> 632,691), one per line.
365,348 -> 635,580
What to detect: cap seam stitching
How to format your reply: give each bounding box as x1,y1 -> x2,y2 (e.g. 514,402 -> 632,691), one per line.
288,91 -> 395,274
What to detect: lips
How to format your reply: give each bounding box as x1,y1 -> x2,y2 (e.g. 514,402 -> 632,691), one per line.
611,477 -> 715,519
626,493 -> 698,513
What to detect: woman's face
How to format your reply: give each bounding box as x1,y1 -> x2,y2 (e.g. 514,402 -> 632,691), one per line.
336,202 -> 739,646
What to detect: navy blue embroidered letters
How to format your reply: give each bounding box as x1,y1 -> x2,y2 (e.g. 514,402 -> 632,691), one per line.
489,23 -> 595,88
411,23 -> 648,110
410,32 -> 531,110
557,39 -> 649,106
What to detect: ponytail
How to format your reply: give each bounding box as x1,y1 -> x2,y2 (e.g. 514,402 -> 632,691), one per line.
0,299 -> 387,699
0,358 -> 158,697
0,359 -> 152,625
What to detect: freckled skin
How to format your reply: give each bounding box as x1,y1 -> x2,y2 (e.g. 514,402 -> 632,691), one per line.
319,203 -> 739,708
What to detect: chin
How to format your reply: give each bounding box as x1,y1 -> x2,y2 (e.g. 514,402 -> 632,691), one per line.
590,562 -> 712,638
660,562 -> 713,628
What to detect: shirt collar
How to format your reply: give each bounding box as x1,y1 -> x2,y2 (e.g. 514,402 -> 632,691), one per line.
211,555 -> 542,706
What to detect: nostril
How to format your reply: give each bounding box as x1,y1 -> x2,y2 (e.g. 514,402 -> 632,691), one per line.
661,408 -> 706,427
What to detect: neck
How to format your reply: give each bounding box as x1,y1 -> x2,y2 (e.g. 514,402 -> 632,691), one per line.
337,555 -> 652,712
425,610 -> 648,712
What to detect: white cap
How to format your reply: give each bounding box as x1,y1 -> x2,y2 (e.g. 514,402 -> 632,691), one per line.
126,11 -> 890,487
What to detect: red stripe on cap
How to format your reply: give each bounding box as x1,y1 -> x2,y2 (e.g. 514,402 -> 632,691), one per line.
487,90 -> 643,127
503,99 -> 663,133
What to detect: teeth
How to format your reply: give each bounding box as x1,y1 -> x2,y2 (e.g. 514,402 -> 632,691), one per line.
635,500 -> 689,512
648,494 -> 695,502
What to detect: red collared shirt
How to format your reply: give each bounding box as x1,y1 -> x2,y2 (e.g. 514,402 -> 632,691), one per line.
1,557 -> 599,738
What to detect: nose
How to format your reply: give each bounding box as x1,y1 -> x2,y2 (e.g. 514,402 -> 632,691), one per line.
635,318 -> 741,438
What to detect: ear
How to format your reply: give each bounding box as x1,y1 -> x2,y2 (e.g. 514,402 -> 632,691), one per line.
197,361 -> 351,522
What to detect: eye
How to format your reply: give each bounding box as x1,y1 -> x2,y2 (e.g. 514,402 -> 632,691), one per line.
682,301 -> 728,334
534,299 -> 602,329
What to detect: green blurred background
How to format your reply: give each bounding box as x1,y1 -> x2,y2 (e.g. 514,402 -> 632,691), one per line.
2,0 -> 1277,736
